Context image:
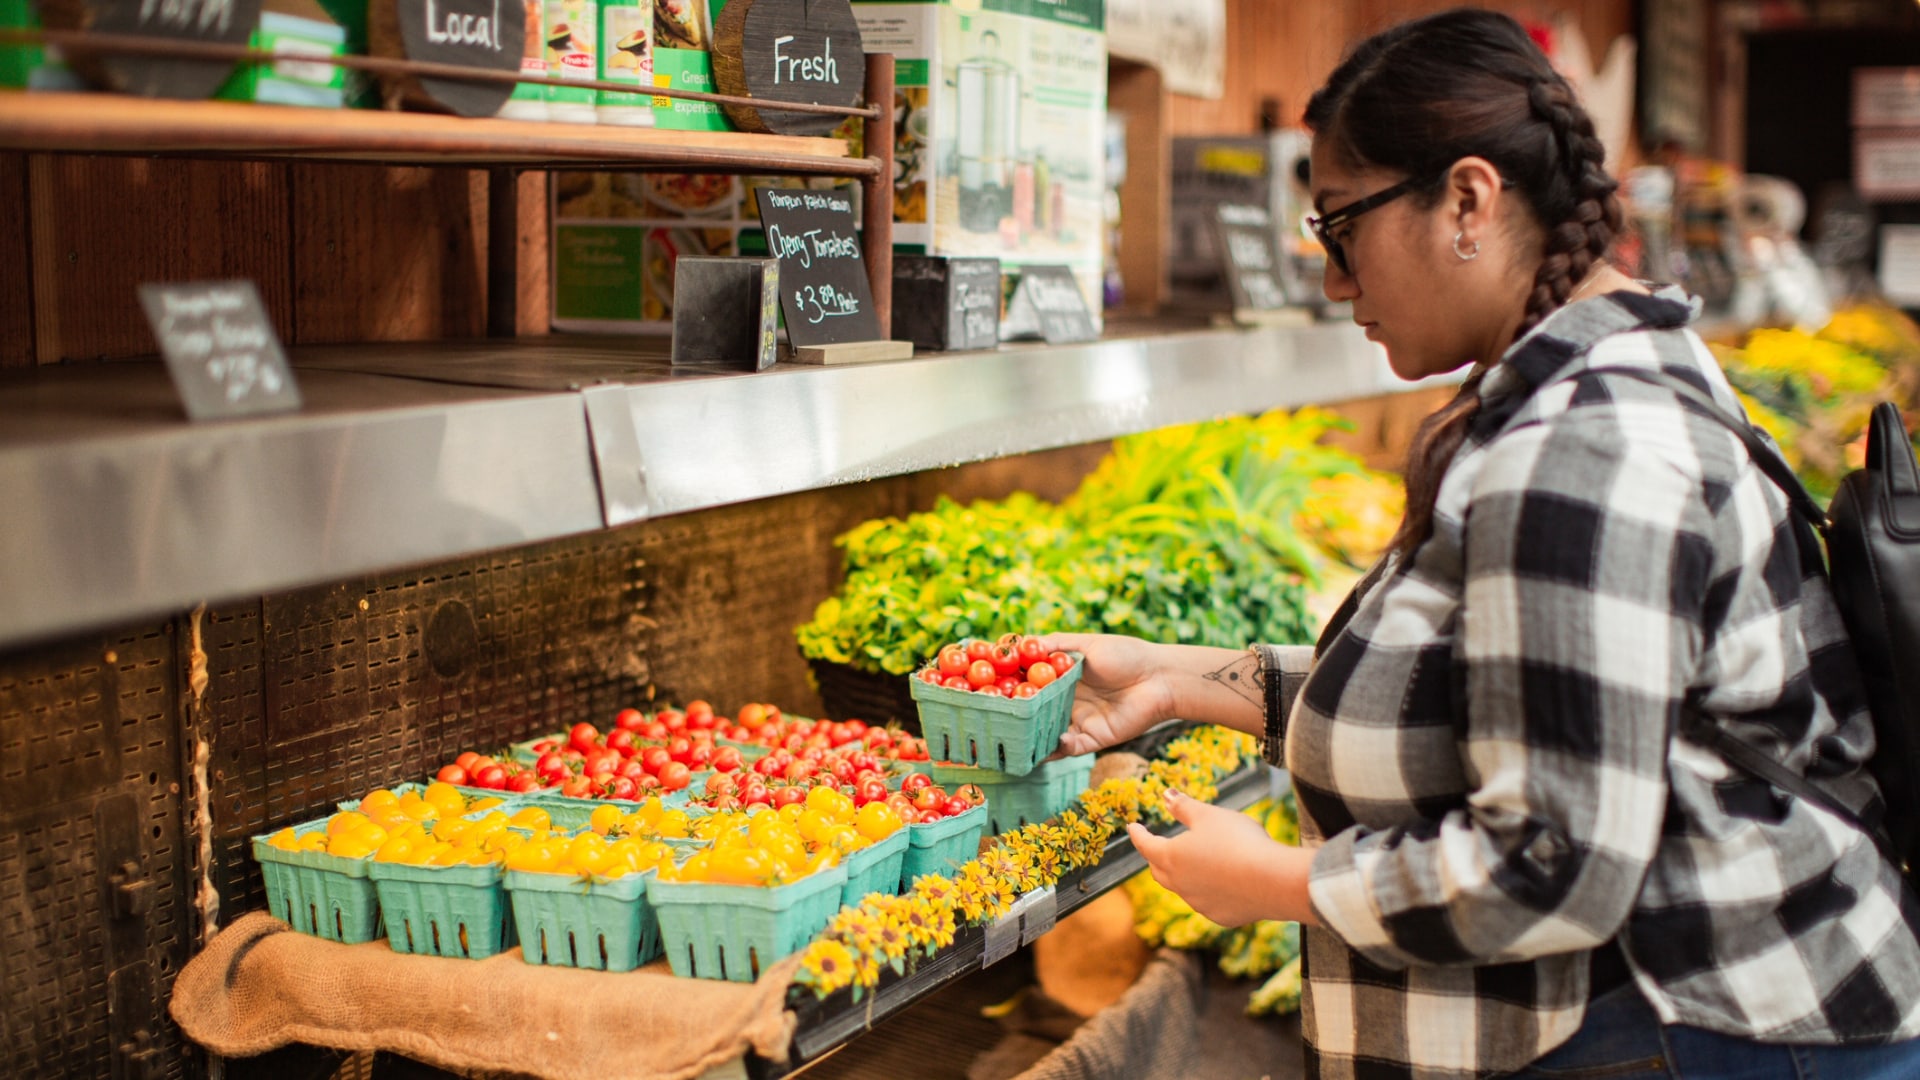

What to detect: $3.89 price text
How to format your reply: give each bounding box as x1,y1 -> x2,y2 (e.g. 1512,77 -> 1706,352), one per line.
794,284 -> 861,324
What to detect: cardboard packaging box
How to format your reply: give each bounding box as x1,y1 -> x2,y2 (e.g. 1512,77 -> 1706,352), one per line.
852,0 -> 1107,331
216,0 -> 348,108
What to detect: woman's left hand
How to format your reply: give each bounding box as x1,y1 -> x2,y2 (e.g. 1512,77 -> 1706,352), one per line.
1127,789 -> 1319,928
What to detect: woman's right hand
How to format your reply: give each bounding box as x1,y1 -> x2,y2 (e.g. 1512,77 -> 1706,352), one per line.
1027,633 -> 1174,756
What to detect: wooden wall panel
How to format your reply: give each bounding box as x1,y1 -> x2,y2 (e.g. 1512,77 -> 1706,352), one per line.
516,170 -> 551,336
0,153 -> 30,368
288,165 -> 489,344
1109,60 -> 1169,315
26,157 -> 291,363
1165,0 -> 1635,138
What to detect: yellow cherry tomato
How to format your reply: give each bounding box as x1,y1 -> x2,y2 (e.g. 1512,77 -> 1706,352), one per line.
589,804 -> 624,835
855,802 -> 904,842
267,827 -> 301,851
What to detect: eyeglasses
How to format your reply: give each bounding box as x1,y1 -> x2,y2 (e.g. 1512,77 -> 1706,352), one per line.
1305,176 -> 1424,277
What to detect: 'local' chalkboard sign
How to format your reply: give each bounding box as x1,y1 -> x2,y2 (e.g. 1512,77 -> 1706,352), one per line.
892,255 -> 1001,351
670,257 -> 781,371
138,281 -> 302,422
754,186 -> 882,347
43,0 -> 264,98
1003,265 -> 1098,345
1215,203 -> 1287,312
712,0 -> 866,136
370,0 -> 526,117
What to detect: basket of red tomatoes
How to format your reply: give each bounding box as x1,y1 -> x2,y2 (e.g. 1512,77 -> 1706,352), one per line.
908,635 -> 1081,777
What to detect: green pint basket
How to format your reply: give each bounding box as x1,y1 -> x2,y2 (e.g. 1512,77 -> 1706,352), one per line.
907,650 -> 1082,776
504,868 -> 660,972
368,859 -> 513,960
838,825 -> 909,906
897,802 -> 988,889
650,865 -> 848,983
932,755 -> 1095,837
252,821 -> 382,944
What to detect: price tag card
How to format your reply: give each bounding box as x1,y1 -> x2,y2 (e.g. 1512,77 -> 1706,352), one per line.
893,255 -> 1001,351
982,906 -> 1022,968
1003,265 -> 1098,345
1216,203 -> 1287,312
1018,886 -> 1057,945
671,256 -> 781,371
754,186 -> 883,348
139,281 -> 302,422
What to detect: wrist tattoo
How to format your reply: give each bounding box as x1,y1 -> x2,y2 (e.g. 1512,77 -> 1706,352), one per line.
1203,652 -> 1267,709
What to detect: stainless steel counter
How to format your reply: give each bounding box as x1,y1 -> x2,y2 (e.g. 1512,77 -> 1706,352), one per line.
0,322 -> 1441,648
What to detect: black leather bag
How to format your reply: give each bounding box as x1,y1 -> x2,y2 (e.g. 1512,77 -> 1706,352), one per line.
1590,367 -> 1920,885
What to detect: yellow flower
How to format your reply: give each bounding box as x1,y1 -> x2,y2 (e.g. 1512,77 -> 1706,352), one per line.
913,874 -> 955,905
800,939 -> 857,993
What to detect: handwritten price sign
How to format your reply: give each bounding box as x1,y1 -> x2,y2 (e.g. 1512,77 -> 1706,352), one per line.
139,281 -> 302,421
754,186 -> 883,347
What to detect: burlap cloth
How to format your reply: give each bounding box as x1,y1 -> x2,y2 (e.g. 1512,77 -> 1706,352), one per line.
169,912 -> 801,1080
997,949 -> 1205,1080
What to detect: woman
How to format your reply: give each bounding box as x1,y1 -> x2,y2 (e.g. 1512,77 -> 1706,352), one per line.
1037,10 -> 1920,1078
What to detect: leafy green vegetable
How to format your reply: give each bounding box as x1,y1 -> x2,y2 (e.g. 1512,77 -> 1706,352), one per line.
796,409 -> 1378,675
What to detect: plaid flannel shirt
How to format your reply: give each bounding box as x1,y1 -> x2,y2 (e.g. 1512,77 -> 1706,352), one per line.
1256,289 -> 1920,1079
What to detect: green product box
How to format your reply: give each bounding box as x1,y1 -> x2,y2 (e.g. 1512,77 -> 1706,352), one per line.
0,0 -> 38,89
217,7 -> 349,108
649,0 -> 726,130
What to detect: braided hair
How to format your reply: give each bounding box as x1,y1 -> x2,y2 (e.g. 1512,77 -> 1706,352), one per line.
1304,10 -> 1623,555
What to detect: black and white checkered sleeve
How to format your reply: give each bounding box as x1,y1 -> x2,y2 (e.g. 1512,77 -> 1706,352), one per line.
1308,414 -> 1711,969
1252,644 -> 1313,765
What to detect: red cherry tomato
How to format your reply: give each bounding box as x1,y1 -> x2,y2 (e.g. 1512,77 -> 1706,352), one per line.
989,645 -> 1021,677
942,796 -> 972,817
641,721 -> 670,740
685,709 -> 716,732
964,640 -> 995,664
863,728 -> 894,750
785,759 -> 816,783
687,744 -> 713,769
830,758 -> 856,783
911,787 -> 944,813
685,700 -> 714,721
618,758 -> 648,782
560,775 -> 592,798
455,751 -> 482,773
772,785 -> 808,809
704,771 -> 737,797
1026,661 -> 1058,689
640,746 -> 672,776
436,764 -> 469,785
1047,651 -> 1075,673
614,708 -> 645,732
662,711 -> 688,734
636,774 -> 662,794
967,659 -> 997,688
885,793 -> 917,820
940,675 -> 971,692
666,737 -> 693,765
1016,637 -> 1047,666
568,722 -> 600,755
956,783 -> 987,806
503,772 -> 537,794
994,675 -> 1021,697
711,747 -> 743,773
937,645 -> 970,678
605,728 -> 637,757
901,772 -> 933,794
475,764 -> 508,790
856,777 -> 890,805
658,762 -> 692,792
843,718 -> 868,737
916,809 -> 945,824
741,781 -> 772,806
1013,682 -> 1039,698
535,752 -> 569,782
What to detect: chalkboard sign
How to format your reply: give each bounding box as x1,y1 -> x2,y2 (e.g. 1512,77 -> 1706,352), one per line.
43,0 -> 263,98
892,255 -> 1000,351
712,0 -> 866,136
754,186 -> 883,347
370,0 -> 526,117
1003,265 -> 1098,345
138,281 -> 302,422
670,257 -> 781,371
1215,203 -> 1287,312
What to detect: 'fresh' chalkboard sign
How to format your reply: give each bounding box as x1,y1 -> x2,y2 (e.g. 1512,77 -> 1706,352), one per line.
1003,265 -> 1098,345
892,255 -> 1001,351
43,0 -> 264,98
754,186 -> 882,347
139,281 -> 302,422
713,0 -> 866,136
370,0 -> 526,117
1215,203 -> 1287,312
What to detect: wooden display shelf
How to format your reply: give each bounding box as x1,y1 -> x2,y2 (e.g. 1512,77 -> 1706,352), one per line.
0,92 -> 876,174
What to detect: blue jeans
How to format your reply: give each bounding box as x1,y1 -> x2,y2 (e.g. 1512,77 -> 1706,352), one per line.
1509,983 -> 1920,1079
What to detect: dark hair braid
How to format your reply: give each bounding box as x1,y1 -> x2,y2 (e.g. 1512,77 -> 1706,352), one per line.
1303,9 -> 1625,556
1517,77 -> 1624,337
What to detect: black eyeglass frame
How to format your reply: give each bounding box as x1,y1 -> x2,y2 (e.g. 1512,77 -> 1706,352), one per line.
1305,175 -> 1426,277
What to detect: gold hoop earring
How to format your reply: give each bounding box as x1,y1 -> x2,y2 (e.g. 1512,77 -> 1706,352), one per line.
1453,232 -> 1480,261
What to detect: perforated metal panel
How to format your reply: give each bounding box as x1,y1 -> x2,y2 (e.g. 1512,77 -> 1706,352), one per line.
0,625 -> 188,1080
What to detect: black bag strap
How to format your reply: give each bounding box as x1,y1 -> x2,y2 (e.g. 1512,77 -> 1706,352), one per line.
1581,365 -> 1898,863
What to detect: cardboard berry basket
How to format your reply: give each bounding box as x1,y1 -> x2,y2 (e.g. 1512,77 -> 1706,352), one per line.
907,649 -> 1084,776
367,859 -> 514,960
649,864 -> 849,983
504,867 -> 662,972
250,820 -> 382,944
837,825 -> 910,906
897,802 -> 989,890
931,755 -> 1096,838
